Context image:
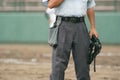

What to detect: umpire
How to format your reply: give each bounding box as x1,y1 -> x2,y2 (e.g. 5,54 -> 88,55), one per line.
48,0 -> 98,80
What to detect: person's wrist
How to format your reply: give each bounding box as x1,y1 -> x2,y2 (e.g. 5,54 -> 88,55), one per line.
90,26 -> 96,30
90,24 -> 96,29
90,26 -> 98,38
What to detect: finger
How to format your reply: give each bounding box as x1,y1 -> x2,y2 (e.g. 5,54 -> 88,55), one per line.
89,32 -> 93,38
94,34 -> 98,39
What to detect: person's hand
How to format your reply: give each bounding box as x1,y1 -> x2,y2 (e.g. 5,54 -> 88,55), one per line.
48,0 -> 64,8
89,27 -> 98,38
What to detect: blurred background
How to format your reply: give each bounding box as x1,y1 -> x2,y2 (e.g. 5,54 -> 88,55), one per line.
0,0 -> 120,80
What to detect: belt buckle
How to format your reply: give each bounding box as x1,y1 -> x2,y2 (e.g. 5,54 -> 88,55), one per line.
64,17 -> 68,21
71,17 -> 77,23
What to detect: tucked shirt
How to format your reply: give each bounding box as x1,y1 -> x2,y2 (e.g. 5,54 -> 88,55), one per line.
55,0 -> 96,17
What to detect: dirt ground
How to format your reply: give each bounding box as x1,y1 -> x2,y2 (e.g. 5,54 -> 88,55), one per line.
0,44 -> 120,80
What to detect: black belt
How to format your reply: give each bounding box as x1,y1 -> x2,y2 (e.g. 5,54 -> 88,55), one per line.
57,16 -> 84,23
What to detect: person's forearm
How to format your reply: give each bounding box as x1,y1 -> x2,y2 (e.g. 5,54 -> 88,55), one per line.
87,8 -> 96,29
87,8 -> 98,37
48,0 -> 63,9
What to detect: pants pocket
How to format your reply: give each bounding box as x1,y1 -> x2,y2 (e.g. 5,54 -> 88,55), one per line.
48,25 -> 59,47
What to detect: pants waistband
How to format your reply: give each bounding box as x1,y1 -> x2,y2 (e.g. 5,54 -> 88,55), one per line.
57,16 -> 84,23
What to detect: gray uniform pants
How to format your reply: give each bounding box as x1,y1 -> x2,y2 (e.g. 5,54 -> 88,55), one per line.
50,20 -> 90,80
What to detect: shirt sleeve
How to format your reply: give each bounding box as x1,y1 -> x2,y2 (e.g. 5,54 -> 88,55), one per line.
87,0 -> 96,9
42,0 -> 48,2
42,0 -> 48,7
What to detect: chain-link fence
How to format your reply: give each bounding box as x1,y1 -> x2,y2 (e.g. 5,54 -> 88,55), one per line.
0,0 -> 120,12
